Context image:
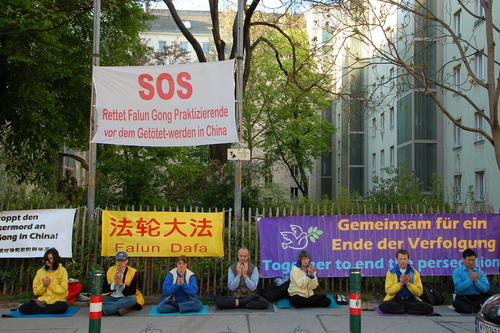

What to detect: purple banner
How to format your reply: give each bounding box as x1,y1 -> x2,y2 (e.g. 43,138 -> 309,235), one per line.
258,214 -> 500,277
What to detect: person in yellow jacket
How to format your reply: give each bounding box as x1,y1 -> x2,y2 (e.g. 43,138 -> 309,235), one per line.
379,249 -> 433,315
19,248 -> 69,315
287,250 -> 331,308
102,251 -> 145,316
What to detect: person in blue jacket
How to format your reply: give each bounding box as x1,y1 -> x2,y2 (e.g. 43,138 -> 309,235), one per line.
157,256 -> 203,313
452,248 -> 490,313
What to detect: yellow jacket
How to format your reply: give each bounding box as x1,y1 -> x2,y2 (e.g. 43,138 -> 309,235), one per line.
287,264 -> 319,298
33,263 -> 68,304
103,265 -> 145,305
383,264 -> 424,301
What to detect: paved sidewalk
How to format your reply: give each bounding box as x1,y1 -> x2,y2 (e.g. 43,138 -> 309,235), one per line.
0,303 -> 477,333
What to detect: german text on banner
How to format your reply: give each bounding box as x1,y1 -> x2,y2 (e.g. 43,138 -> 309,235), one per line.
258,214 -> 500,278
0,209 -> 76,258
91,60 -> 238,146
101,211 -> 224,257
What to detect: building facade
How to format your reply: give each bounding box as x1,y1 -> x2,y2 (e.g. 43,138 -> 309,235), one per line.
141,2 -> 500,211
307,0 -> 499,212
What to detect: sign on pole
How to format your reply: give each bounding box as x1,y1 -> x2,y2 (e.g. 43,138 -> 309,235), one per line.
92,60 -> 238,147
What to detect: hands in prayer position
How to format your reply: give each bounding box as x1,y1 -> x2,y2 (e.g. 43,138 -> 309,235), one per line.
42,276 -> 51,287
400,273 -> 410,286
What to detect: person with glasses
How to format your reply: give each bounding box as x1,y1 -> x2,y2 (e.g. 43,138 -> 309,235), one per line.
102,251 -> 145,316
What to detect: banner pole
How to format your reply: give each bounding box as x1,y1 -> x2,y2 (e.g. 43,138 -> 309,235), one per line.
233,0 -> 244,223
87,0 -> 100,223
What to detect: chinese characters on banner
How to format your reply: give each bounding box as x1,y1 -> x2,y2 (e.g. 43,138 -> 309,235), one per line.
258,213 -> 500,278
0,209 -> 76,258
91,60 -> 238,147
101,211 -> 224,257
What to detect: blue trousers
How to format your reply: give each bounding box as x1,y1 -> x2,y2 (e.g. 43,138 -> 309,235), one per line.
102,295 -> 137,315
157,298 -> 203,313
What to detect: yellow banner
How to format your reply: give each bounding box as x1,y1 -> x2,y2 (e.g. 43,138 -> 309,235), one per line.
101,211 -> 224,257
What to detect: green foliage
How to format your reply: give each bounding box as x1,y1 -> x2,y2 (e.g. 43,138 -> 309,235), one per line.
363,162 -> 425,207
191,161 -> 262,210
427,173 -> 448,208
331,188 -> 362,214
96,144 -> 262,209
96,145 -> 181,207
0,0 -> 152,184
0,122 -> 64,209
244,28 -> 335,198
465,185 -> 477,213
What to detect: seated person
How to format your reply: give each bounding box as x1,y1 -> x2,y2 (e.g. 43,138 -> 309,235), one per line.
215,247 -> 269,309
287,250 -> 331,308
452,248 -> 490,313
379,249 -> 433,315
157,256 -> 203,313
19,248 -> 69,315
102,251 -> 145,316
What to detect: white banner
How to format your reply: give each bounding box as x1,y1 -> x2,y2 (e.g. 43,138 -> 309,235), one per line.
91,60 -> 238,146
0,209 -> 76,258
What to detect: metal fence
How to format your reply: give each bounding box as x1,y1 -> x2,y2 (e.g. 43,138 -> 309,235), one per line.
1,204 -> 496,301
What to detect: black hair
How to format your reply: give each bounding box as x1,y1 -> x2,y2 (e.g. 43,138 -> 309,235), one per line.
43,248 -> 62,270
462,248 -> 477,258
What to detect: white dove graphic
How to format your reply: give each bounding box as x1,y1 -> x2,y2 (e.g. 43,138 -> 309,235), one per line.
280,224 -> 308,249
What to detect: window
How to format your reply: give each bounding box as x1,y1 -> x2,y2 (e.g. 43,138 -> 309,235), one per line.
390,146 -> 395,166
337,140 -> 341,156
475,51 -> 484,81
290,187 -> 299,197
454,175 -> 462,203
180,42 -> 188,52
380,150 -> 385,169
454,65 -> 461,92
322,29 -> 333,43
202,43 -> 210,53
454,10 -> 461,36
372,153 -> 376,172
454,119 -> 462,148
389,68 -> 395,89
390,107 -> 395,128
476,0 -> 485,18
475,171 -> 484,201
372,118 -> 376,137
381,113 -> 385,132
158,41 -> 167,52
380,76 -> 385,95
475,112 -> 484,142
